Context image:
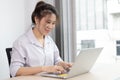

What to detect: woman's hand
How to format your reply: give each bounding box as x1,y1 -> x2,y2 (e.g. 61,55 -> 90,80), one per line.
56,61 -> 72,71
43,65 -> 66,74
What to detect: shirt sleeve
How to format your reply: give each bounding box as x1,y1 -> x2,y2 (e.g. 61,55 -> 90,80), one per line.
53,43 -> 63,65
10,40 -> 26,77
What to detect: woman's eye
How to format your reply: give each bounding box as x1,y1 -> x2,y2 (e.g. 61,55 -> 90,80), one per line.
52,23 -> 55,25
46,21 -> 56,25
47,21 -> 51,24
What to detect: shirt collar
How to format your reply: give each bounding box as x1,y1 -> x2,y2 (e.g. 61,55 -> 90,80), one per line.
26,28 -> 50,47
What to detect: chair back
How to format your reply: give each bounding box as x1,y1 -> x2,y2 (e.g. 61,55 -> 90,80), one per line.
6,48 -> 12,66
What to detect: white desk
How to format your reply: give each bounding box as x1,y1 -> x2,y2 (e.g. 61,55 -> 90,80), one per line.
5,63 -> 120,80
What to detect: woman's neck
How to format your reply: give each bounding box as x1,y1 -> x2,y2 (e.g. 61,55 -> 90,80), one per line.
33,27 -> 43,39
33,27 -> 45,46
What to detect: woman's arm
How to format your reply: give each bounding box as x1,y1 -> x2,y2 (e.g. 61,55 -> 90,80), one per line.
16,65 -> 65,76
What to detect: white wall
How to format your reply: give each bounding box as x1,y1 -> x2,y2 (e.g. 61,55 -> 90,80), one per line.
0,0 -> 39,79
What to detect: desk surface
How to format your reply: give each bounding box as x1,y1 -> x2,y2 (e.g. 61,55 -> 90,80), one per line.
5,63 -> 120,80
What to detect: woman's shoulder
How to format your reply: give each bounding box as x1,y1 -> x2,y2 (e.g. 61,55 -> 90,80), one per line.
13,28 -> 32,45
13,33 -> 28,46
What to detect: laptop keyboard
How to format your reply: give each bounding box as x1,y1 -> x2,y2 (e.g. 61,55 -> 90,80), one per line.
58,73 -> 68,77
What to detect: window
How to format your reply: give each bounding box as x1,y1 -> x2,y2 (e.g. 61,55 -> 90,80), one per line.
81,40 -> 95,49
116,40 -> 120,56
55,0 -> 120,63
75,0 -> 107,30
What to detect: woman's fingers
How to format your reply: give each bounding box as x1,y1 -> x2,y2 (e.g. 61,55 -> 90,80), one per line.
54,65 -> 66,74
56,61 -> 73,71
45,65 -> 66,74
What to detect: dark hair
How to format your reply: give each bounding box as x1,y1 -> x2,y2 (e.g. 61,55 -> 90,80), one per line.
31,1 -> 59,24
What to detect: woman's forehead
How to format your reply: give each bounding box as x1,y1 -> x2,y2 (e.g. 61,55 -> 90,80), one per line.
42,14 -> 56,21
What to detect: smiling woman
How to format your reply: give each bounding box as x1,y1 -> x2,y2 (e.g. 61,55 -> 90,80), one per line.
10,1 -> 72,77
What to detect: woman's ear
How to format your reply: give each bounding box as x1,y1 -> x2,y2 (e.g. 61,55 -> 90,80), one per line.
34,17 -> 39,24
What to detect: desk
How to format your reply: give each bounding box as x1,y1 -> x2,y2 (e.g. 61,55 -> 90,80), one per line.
5,63 -> 120,80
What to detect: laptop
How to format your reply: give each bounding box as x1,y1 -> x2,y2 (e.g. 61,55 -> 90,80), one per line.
40,47 -> 103,79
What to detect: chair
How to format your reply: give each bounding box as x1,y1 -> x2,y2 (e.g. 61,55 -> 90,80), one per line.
6,48 -> 12,66
6,48 -> 12,78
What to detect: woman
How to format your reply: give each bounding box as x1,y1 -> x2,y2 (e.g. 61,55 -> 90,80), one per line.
10,1 -> 72,77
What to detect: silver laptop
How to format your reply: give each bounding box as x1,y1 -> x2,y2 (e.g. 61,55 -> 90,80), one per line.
40,47 -> 103,79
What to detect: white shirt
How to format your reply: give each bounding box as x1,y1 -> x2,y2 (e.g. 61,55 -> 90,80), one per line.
10,28 -> 62,77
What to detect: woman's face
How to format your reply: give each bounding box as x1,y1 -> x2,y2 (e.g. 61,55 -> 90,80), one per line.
35,13 -> 56,36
